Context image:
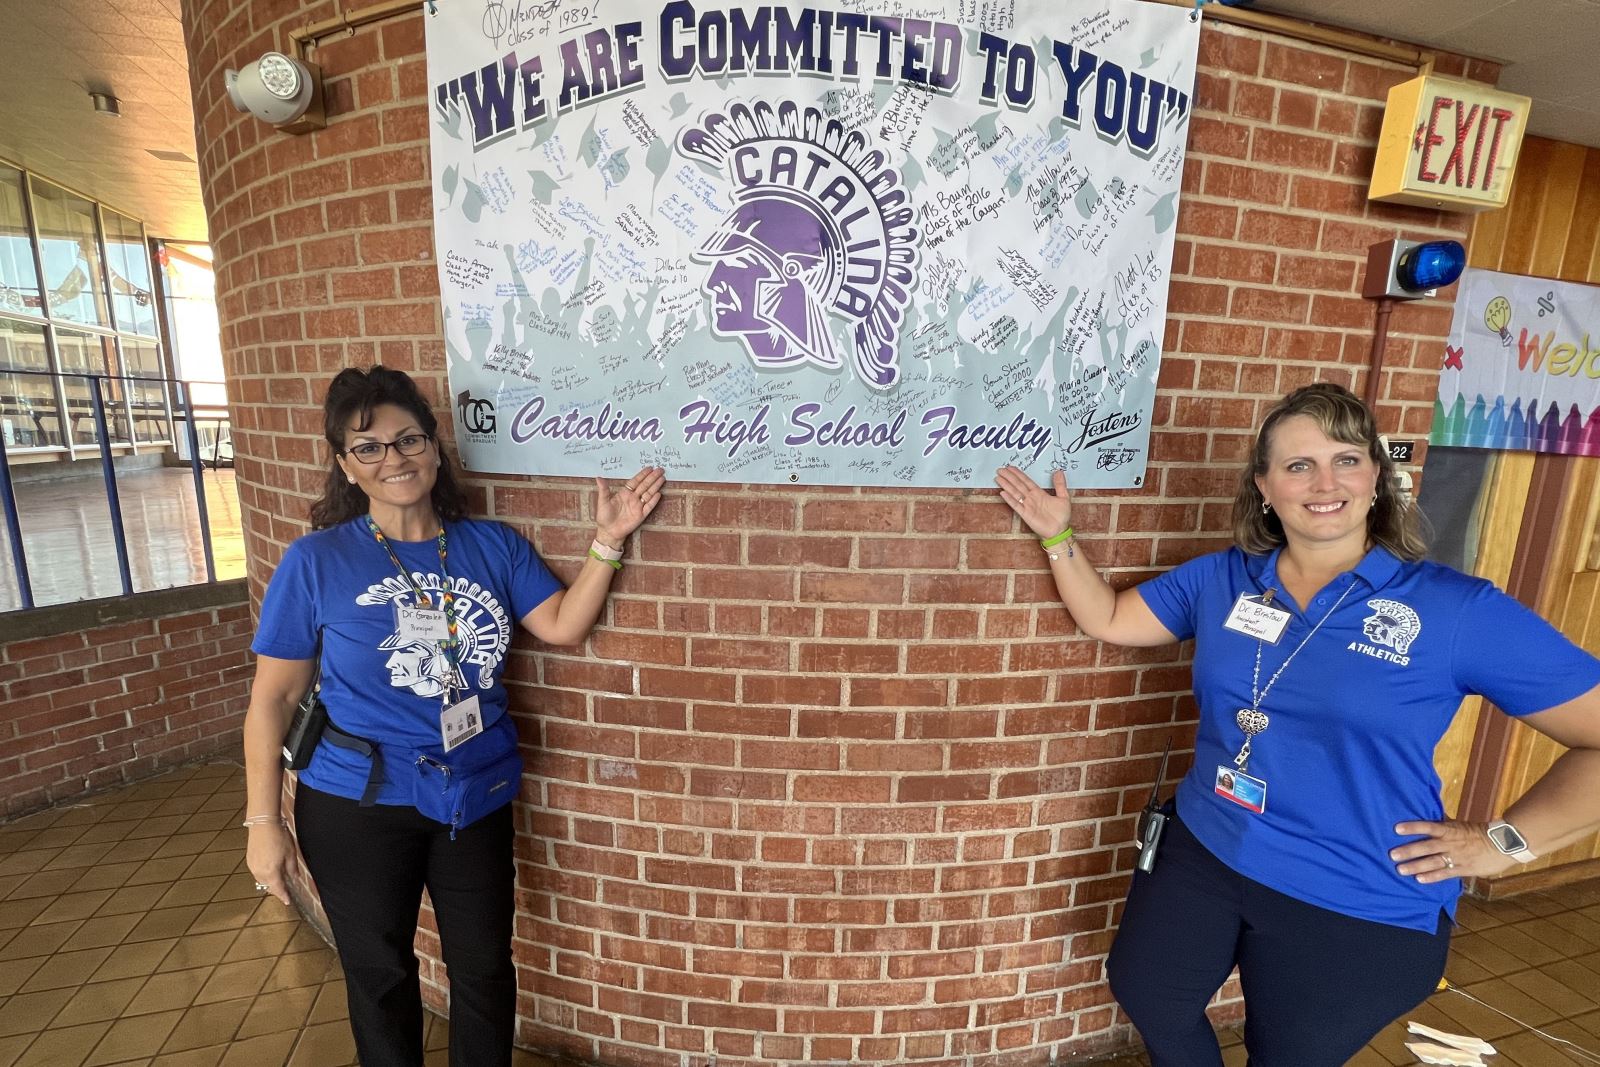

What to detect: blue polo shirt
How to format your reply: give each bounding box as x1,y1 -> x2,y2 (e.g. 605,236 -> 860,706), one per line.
1138,545 -> 1600,932
253,518 -> 562,805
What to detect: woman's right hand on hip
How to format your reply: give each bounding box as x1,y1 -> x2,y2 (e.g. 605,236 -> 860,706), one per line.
995,465 -> 1074,540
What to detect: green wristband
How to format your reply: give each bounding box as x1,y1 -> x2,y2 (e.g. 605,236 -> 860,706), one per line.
1039,526 -> 1075,549
588,548 -> 623,570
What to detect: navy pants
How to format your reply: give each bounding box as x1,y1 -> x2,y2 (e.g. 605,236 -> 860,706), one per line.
1107,813 -> 1451,1067
296,786 -> 516,1067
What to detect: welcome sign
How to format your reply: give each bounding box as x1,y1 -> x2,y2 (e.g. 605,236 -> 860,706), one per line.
425,0 -> 1199,487
1433,269 -> 1600,457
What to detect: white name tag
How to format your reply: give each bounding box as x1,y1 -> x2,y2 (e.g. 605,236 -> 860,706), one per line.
440,694 -> 483,752
396,604 -> 449,642
1223,593 -> 1291,644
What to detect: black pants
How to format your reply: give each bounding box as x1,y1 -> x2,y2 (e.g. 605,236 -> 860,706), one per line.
1107,814 -> 1451,1067
296,786 -> 515,1067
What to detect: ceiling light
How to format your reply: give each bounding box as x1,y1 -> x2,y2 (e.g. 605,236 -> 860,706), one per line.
89,92 -> 121,117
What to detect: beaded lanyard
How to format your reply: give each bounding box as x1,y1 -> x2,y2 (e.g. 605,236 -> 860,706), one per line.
362,515 -> 463,702
1232,581 -> 1356,773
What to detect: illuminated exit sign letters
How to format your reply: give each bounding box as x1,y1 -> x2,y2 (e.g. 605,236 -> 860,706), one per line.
1369,74 -> 1530,212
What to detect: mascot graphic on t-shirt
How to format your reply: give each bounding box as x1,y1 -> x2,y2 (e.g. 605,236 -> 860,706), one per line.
357,575 -> 511,699
1362,598 -> 1422,656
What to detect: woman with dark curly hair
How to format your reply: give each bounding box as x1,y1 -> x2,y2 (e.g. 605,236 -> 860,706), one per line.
242,365 -> 664,1066
997,382 -> 1600,1065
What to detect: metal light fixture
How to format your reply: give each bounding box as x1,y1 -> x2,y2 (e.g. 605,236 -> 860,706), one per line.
89,91 -> 121,117
223,51 -> 325,133
1360,237 -> 1468,411
1362,238 -> 1466,300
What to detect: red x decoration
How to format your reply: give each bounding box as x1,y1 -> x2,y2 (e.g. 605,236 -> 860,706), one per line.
1443,345 -> 1465,370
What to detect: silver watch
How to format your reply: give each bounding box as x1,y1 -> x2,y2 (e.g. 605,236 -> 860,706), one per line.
1485,820 -> 1536,863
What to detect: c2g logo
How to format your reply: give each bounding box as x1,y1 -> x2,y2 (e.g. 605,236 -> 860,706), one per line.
457,391 -> 496,435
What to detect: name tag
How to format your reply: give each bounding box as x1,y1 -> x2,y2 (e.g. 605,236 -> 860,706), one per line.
1223,593 -> 1291,644
1215,765 -> 1267,813
441,694 -> 483,752
396,604 -> 449,643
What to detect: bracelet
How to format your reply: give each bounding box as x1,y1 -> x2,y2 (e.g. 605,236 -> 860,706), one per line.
589,538 -> 624,562
588,548 -> 623,571
241,815 -> 285,828
1040,526 -> 1074,549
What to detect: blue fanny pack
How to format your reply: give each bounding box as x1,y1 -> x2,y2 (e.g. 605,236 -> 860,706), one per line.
320,720 -> 521,839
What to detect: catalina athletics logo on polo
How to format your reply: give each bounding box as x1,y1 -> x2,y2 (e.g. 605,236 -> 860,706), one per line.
357,574 -> 512,699
1347,597 -> 1422,666
680,101 -> 921,392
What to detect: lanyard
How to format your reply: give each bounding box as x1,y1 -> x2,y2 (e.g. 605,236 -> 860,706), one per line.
1232,581 -> 1356,772
363,515 -> 464,701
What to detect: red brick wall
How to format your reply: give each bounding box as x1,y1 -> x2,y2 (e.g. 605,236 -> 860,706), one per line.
0,586 -> 253,819
181,1 -> 1493,1062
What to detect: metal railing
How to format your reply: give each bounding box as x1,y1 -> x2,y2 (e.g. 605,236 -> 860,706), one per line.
0,369 -> 230,611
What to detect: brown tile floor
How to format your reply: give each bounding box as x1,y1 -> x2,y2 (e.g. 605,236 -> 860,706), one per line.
0,466 -> 244,612
5,764 -> 1600,1066
0,763 -> 553,1067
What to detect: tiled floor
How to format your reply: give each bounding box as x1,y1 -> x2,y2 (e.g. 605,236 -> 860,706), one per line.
0,763 -> 553,1067
4,765 -> 1600,1066
0,466 -> 244,612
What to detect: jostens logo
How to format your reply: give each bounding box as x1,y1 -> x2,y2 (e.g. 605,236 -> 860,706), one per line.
679,101 -> 921,391
1347,597 -> 1422,667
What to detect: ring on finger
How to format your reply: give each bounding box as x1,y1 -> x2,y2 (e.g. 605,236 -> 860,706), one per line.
1442,856 -> 1455,869
254,881 -> 270,891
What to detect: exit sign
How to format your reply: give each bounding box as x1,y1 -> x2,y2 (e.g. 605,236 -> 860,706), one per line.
1369,74 -> 1530,212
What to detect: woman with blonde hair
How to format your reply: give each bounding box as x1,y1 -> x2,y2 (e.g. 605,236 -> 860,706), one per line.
997,381 -> 1600,1064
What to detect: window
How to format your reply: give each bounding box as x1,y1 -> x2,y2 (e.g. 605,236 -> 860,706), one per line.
0,166 -> 42,316
103,210 -> 157,337
30,178 -> 111,328
0,318 -> 59,448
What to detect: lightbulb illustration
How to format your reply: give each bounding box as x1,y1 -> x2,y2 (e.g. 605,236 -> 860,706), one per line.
1484,295 -> 1513,347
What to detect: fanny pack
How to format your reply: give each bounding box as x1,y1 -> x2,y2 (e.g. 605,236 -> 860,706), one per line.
321,715 -> 521,839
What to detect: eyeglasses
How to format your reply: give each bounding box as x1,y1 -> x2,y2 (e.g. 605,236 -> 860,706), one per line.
342,434 -> 432,464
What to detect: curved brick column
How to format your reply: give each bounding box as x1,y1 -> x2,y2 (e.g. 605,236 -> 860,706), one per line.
181,1 -> 1481,1063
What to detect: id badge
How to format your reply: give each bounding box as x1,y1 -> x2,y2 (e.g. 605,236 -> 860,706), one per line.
1223,593 -> 1291,644
440,694 -> 483,752
396,604 -> 449,643
1215,765 -> 1267,813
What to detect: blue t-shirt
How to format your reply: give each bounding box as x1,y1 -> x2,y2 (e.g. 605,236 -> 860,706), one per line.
252,517 -> 562,805
1138,545 -> 1600,932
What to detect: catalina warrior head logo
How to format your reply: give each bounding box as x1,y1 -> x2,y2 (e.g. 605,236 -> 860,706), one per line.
1362,598 -> 1421,656
679,101 -> 920,391
357,575 -> 511,699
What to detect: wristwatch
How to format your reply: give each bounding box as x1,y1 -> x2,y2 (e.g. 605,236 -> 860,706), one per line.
1485,820 -> 1537,863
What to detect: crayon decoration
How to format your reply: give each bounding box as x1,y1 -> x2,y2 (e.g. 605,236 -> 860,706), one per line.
1506,397 -> 1530,451
1558,404 -> 1584,454
1484,396 -> 1508,445
1578,407 -> 1600,457
1432,393 -> 1468,444
1463,394 -> 1491,446
1536,401 -> 1563,452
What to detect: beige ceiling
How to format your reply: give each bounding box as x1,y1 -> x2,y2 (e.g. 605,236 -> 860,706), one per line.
0,0 -> 204,240
0,0 -> 1596,245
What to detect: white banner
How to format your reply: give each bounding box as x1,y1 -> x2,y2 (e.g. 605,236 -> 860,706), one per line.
1433,268 -> 1600,456
426,0 -> 1199,487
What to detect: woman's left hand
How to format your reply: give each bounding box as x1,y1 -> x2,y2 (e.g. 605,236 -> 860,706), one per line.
1390,819 -> 1517,883
595,465 -> 666,546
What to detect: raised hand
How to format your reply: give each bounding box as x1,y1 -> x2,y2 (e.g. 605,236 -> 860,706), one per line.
595,465 -> 666,546
995,465 -> 1073,540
